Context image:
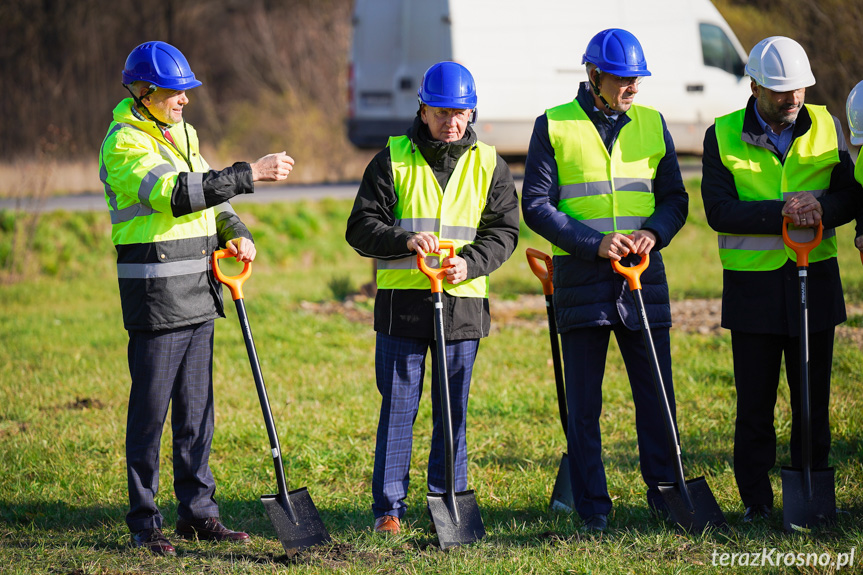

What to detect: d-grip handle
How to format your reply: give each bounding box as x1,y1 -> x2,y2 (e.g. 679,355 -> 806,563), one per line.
782,216 -> 822,268
212,248 -> 252,301
611,252 -> 650,292
417,240 -> 456,294
526,248 -> 554,296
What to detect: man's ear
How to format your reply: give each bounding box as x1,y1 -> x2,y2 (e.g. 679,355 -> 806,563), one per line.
591,68 -> 602,96
750,80 -> 759,99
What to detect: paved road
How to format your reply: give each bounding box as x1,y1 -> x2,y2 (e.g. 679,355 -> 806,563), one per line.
0,163 -> 701,213
0,181 -> 362,213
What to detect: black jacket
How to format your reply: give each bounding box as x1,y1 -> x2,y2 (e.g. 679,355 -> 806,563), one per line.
345,115 -> 519,339
701,98 -> 863,335
522,82 -> 689,332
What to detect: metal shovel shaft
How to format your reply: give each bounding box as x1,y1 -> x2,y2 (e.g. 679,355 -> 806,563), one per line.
544,295 -> 568,435
797,268 -> 813,501
432,291 -> 461,525
234,298 -> 299,524
782,217 -> 823,503
632,288 -> 695,513
525,248 -> 567,434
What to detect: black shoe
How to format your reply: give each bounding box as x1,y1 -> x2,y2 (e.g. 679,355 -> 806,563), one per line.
131,527 -> 176,556
176,517 -> 250,542
742,504 -> 772,523
580,514 -> 608,532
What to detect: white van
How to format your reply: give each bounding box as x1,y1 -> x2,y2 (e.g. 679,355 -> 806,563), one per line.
348,0 -> 751,156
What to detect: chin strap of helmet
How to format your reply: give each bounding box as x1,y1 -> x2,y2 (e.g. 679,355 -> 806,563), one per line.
589,68 -> 615,114
122,82 -> 194,170
123,82 -> 172,131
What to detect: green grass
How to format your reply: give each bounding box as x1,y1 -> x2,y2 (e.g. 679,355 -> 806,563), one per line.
1,185 -> 862,573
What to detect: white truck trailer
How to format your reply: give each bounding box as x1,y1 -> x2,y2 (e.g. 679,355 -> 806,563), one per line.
347,0 -> 751,156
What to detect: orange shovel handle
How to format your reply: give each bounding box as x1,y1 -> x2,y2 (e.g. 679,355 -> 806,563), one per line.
212,248 -> 252,301
417,240 -> 456,294
611,252 -> 650,292
782,216 -> 823,268
526,248 -> 554,296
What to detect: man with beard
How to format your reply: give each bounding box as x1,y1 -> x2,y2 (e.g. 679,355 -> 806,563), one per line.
701,36 -> 862,523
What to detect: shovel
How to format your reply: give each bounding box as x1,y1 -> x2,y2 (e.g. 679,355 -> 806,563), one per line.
525,248 -> 574,513
417,241 -> 486,549
212,249 -> 331,557
612,253 -> 726,531
779,217 -> 836,533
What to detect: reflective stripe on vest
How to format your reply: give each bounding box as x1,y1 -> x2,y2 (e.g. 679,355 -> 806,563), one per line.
715,105 -> 839,271
376,135 -> 496,297
547,100 -> 664,256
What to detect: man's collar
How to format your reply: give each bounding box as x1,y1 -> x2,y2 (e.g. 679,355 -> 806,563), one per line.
131,104 -> 146,121
577,81 -> 622,122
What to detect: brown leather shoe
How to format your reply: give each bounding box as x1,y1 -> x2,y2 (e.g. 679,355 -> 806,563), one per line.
175,517 -> 250,542
131,527 -> 176,556
374,515 -> 401,535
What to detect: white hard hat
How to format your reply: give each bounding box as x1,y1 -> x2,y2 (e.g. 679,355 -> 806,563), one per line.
745,36 -> 815,92
847,81 -> 863,145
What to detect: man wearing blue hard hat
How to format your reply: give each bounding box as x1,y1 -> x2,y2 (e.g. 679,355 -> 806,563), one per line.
346,61 -> 519,534
101,41 -> 296,555
522,29 -> 689,531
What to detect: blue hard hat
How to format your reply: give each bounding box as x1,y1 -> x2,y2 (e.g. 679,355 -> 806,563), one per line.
418,61 -> 477,108
582,29 -> 651,77
122,41 -> 202,90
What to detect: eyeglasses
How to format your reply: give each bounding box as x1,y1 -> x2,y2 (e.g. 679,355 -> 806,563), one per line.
608,74 -> 643,88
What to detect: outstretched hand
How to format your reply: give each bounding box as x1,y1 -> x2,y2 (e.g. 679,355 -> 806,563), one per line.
251,152 -> 295,182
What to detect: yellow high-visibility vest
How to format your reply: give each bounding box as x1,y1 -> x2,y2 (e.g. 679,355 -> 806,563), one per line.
715,104 -> 838,271
547,99 -> 665,255
376,135 -> 496,297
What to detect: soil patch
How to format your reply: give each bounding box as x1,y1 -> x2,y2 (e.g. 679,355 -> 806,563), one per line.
301,295 -> 863,349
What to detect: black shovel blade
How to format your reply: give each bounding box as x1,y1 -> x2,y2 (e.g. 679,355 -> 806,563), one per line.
261,488 -> 331,557
658,476 -> 727,531
427,490 -> 485,550
780,466 -> 836,533
549,453 -> 575,513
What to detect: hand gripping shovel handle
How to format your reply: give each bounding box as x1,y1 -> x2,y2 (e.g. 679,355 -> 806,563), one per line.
417,241 -> 457,294
782,217 -> 822,500
612,253 -> 695,513
212,249 -> 298,524
781,216 -> 823,268
417,241 -> 461,523
526,248 -> 567,435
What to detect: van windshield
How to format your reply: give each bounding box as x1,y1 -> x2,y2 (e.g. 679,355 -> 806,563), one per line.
700,23 -> 746,77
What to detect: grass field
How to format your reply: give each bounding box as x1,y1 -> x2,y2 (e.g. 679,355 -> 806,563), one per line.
1,184 -> 862,574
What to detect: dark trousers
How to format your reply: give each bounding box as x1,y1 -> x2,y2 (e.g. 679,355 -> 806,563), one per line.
125,321 -> 219,532
560,324 -> 677,519
731,329 -> 833,508
371,332 -> 479,519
